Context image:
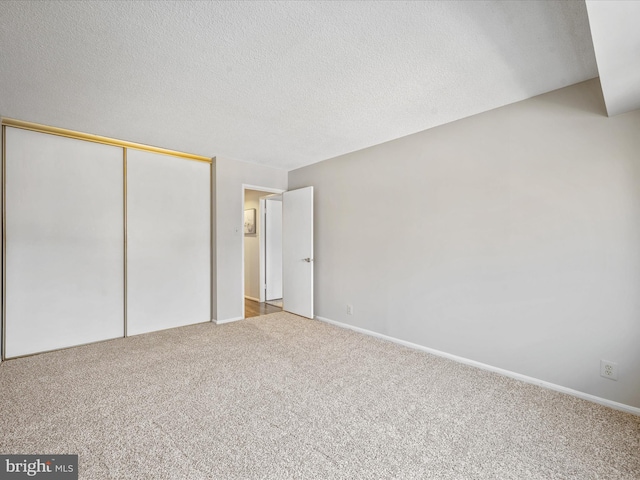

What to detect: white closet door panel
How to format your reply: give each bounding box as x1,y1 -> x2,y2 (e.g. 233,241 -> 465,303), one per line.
5,127 -> 124,358
127,150 -> 210,336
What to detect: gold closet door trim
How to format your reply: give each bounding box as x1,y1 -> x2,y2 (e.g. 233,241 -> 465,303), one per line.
0,124 -> 214,360
1,118 -> 212,164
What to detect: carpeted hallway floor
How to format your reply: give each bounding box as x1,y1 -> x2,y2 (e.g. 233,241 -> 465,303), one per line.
1,312 -> 639,479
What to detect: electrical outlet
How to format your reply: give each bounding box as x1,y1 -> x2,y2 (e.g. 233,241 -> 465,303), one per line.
346,304 -> 353,315
600,360 -> 618,381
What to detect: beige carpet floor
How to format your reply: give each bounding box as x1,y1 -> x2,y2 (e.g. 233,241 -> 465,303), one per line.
1,312 -> 639,479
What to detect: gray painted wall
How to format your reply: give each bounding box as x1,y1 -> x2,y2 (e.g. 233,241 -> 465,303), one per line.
289,79 -> 640,409
215,157 -> 288,321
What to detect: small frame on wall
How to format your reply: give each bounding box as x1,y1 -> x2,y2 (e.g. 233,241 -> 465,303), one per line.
244,208 -> 256,235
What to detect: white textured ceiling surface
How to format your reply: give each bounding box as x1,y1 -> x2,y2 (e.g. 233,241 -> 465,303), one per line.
0,1 -> 597,170
586,0 -> 640,117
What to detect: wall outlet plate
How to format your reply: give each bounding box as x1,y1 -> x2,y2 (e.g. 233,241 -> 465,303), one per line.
346,304 -> 353,315
600,359 -> 618,381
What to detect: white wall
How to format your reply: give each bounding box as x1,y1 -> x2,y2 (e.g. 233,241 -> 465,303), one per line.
244,189 -> 263,300
215,157 -> 287,321
586,0 -> 640,116
289,79 -> 640,409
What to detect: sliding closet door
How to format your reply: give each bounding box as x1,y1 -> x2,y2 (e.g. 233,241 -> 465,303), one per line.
127,150 -> 210,336
5,127 -> 124,358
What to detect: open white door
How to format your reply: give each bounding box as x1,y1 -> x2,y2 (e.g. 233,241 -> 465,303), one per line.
282,186 -> 314,318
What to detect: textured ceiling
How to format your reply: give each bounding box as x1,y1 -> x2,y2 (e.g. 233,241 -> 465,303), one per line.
0,1 -> 598,170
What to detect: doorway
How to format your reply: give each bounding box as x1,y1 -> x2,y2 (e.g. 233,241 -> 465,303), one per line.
243,186 -> 284,319
241,184 -> 314,320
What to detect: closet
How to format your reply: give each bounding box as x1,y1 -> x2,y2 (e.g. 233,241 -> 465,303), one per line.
1,120 -> 211,359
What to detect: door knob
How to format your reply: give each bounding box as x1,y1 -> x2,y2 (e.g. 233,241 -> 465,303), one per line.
303,258 -> 314,262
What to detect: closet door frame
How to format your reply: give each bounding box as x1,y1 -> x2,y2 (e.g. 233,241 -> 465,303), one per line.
1,118 -> 212,360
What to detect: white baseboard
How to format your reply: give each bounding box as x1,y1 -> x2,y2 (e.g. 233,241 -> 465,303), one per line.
315,315 -> 640,417
213,316 -> 244,325
244,295 -> 260,302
